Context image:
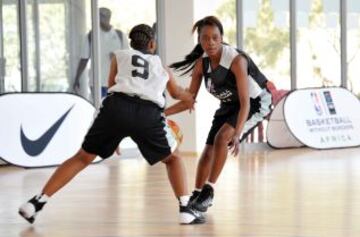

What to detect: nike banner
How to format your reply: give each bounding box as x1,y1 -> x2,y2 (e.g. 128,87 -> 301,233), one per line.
267,87 -> 360,149
0,93 -> 101,167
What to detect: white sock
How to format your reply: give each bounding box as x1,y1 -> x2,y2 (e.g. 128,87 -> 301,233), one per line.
179,195 -> 190,206
206,181 -> 215,189
38,193 -> 50,202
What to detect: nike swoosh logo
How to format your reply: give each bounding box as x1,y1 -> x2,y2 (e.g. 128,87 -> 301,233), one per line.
20,105 -> 75,156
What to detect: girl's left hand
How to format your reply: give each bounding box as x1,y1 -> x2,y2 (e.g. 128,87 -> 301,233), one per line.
229,133 -> 241,156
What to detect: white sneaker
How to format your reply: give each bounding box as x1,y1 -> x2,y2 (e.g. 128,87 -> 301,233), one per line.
19,195 -> 48,224
179,204 -> 206,224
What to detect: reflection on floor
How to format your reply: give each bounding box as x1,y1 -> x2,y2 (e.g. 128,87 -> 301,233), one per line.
1,143 -> 360,237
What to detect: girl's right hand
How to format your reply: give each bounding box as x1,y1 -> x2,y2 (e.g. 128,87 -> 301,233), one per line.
228,133 -> 241,156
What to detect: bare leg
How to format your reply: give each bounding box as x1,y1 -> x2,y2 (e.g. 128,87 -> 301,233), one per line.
194,145 -> 213,189
208,124 -> 235,184
161,151 -> 188,197
190,126 -> 234,213
162,152 -> 206,224
42,149 -> 97,196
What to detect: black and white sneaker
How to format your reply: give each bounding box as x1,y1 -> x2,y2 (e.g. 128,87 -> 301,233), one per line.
19,195 -> 48,224
189,190 -> 201,203
192,184 -> 214,212
179,204 -> 205,224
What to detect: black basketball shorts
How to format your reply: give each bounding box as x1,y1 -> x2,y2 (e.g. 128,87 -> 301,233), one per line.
82,93 -> 177,165
206,89 -> 272,145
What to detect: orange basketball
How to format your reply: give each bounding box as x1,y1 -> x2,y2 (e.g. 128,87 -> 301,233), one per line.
167,119 -> 183,145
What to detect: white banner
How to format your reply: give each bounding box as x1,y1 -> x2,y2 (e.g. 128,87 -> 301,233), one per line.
267,87 -> 360,149
0,93 -> 102,167
284,87 -> 360,149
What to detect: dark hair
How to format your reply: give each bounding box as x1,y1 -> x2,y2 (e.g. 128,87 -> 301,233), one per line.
129,24 -> 155,51
170,16 -> 224,75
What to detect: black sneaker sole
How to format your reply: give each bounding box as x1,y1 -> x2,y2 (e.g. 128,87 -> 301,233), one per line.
18,210 -> 35,224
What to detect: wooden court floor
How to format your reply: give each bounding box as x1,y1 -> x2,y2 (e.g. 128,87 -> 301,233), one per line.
1,144 -> 360,237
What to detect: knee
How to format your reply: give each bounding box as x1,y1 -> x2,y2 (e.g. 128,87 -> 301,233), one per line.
161,153 -> 179,164
76,149 -> 96,166
214,132 -> 230,147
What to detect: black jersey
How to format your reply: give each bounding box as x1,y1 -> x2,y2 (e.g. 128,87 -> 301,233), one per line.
202,44 -> 268,104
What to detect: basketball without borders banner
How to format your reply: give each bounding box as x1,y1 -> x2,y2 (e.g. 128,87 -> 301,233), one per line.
284,87 -> 360,149
267,87 -> 360,149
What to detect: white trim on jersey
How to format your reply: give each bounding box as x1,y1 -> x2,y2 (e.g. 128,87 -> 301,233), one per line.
219,45 -> 238,69
202,44 -> 237,69
108,49 -> 169,108
203,45 -> 263,99
242,89 -> 272,134
248,75 -> 263,98
163,118 -> 179,153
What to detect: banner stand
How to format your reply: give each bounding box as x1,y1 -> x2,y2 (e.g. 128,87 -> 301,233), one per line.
266,96 -> 303,149
0,93 -> 139,168
267,87 -> 360,149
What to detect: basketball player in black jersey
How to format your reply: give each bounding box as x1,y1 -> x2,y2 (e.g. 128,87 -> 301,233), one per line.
19,24 -> 205,225
165,16 -> 272,213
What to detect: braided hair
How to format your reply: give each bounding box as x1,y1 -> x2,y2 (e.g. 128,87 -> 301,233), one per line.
170,16 -> 224,75
129,24 -> 155,52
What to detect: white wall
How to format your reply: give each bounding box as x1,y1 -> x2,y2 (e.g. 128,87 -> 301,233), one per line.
161,0 -> 197,153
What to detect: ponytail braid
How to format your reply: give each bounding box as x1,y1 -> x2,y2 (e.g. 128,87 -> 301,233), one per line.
169,44 -> 204,75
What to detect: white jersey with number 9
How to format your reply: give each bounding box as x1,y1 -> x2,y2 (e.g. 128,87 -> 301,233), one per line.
108,49 -> 169,108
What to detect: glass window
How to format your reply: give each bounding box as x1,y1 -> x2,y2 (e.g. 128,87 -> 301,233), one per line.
18,1 -> 91,94
243,0 -> 290,90
348,0 -> 360,98
2,0 -> 156,99
296,0 -> 340,88
27,0 -> 70,92
194,0 -> 237,46
96,0 -> 156,34
2,0 -> 21,92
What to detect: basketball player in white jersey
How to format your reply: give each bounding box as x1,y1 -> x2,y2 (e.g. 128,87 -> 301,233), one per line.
19,24 -> 205,225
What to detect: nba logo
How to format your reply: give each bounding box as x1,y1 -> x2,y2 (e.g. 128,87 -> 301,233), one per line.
310,92 -> 323,116
323,91 -> 337,115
